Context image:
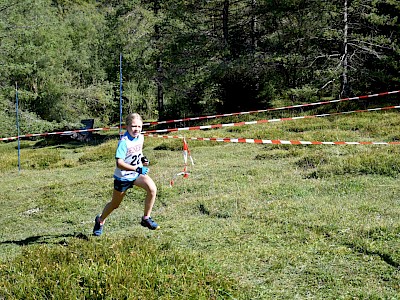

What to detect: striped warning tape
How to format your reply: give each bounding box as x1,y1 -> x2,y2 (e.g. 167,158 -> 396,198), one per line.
144,134 -> 400,145
143,90 -> 400,126
2,104 -> 399,141
1,91 -> 399,142
141,104 -> 400,134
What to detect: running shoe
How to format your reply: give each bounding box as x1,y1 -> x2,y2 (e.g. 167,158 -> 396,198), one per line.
93,215 -> 104,236
140,217 -> 160,230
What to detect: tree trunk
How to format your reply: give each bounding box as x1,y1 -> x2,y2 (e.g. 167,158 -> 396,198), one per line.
222,0 -> 229,47
341,0 -> 349,98
154,0 -> 164,119
250,0 -> 257,52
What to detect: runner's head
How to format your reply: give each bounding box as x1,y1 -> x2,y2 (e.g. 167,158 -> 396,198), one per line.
126,113 -> 143,137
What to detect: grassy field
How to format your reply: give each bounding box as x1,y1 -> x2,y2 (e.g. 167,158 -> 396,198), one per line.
1,111 -> 400,299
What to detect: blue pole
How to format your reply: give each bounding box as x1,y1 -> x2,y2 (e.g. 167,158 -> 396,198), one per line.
119,53 -> 123,137
15,82 -> 21,173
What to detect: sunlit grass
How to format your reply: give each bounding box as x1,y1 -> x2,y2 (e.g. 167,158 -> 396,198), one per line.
1,112 -> 400,298
0,238 -> 241,299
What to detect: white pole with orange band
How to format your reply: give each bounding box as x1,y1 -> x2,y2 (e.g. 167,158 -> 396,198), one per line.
170,137 -> 195,187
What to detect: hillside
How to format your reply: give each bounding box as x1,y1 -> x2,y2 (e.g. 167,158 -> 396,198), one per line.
1,1 -> 399,127
1,110 -> 400,298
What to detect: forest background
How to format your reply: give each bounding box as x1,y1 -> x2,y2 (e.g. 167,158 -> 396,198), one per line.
0,0 -> 399,137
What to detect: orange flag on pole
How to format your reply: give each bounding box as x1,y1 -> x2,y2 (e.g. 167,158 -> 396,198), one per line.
170,138 -> 194,187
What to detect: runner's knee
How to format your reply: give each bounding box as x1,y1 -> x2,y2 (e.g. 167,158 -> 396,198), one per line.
148,184 -> 157,197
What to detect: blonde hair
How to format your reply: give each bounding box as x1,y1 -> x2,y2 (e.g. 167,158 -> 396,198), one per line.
125,113 -> 143,125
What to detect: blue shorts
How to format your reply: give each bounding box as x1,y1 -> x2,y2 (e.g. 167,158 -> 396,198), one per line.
114,179 -> 135,192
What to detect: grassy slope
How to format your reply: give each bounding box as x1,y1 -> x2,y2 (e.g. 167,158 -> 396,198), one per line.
1,112 -> 400,299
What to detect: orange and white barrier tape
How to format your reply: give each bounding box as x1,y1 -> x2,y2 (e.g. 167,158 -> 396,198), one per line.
143,90 -> 400,126
142,104 -> 400,135
144,134 -> 400,146
1,90 -> 399,142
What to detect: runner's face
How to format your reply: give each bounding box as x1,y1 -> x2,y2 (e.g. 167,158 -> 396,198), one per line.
127,118 -> 142,137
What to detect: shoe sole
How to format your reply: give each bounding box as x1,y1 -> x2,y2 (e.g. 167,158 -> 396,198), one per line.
140,222 -> 160,230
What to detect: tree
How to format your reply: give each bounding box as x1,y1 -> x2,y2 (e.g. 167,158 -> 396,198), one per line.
0,0 -> 114,123
96,0 -> 158,121
1,0 -> 398,128
339,0 -> 400,96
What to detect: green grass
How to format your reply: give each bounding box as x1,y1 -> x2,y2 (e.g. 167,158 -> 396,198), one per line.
0,237 -> 239,299
1,112 -> 400,299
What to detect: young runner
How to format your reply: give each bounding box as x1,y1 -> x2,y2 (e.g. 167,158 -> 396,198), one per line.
93,113 -> 159,236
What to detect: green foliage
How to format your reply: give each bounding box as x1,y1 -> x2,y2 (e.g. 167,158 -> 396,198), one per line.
97,0 -> 158,120
285,85 -> 320,104
1,0 -> 399,125
0,0 -> 115,125
0,97 -> 17,137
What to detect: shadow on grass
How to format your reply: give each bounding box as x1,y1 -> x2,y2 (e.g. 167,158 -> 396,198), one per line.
345,242 -> 399,268
0,232 -> 90,246
31,133 -> 120,150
